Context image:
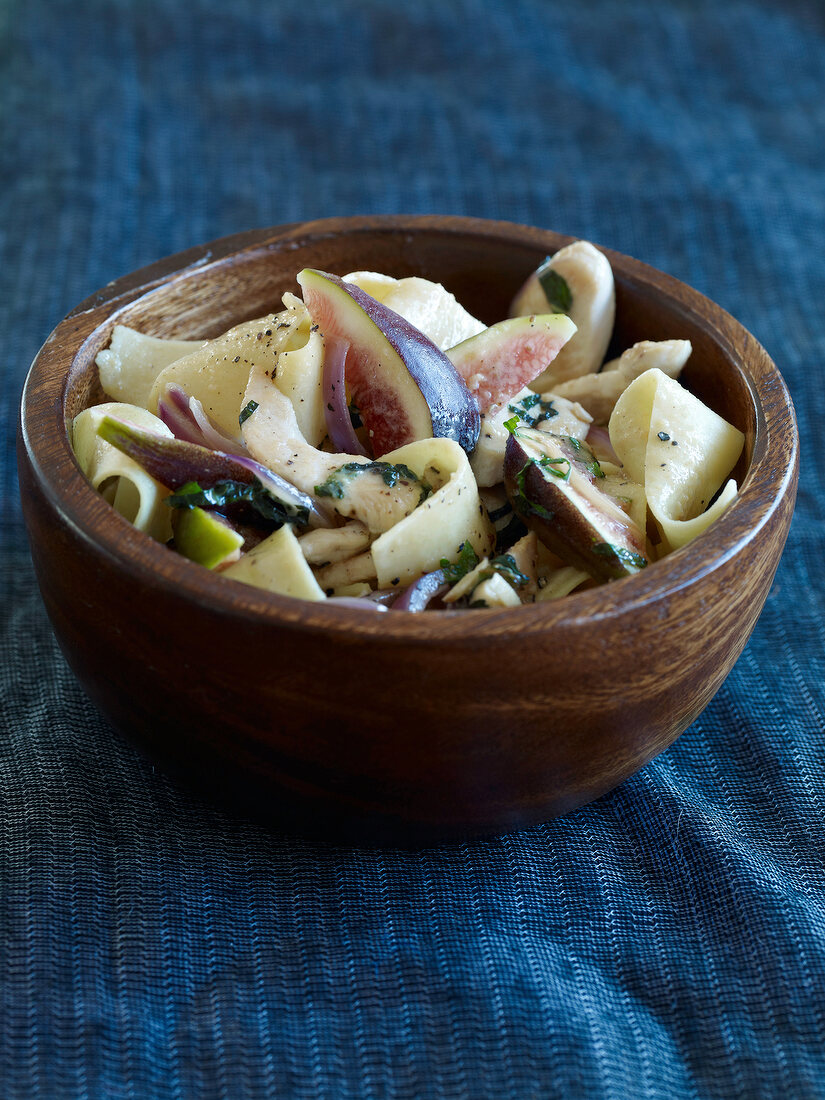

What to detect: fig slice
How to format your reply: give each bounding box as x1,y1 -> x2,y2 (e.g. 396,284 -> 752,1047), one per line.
445,314 -> 576,413
96,414 -> 328,527
297,269 -> 480,458
503,426 -> 649,582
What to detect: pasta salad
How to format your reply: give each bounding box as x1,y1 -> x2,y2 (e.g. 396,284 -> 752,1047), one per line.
72,242 -> 744,612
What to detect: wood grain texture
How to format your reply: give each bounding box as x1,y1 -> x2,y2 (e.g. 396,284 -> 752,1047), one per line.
17,216 -> 798,842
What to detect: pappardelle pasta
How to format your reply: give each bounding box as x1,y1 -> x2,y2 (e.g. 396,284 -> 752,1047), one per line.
73,243 -> 745,612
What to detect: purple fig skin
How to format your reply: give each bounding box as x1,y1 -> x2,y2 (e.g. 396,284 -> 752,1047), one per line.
298,269 -> 480,457
98,415 -> 258,486
96,414 -> 323,524
503,429 -> 649,582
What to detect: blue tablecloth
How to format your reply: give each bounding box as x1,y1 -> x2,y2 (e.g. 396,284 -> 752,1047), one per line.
2,1 -> 824,1096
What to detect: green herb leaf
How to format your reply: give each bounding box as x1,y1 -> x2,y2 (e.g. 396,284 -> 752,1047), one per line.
314,475 -> 346,500
561,435 -> 605,478
537,263 -> 573,314
514,462 -> 554,519
440,541 -> 480,584
167,478 -> 308,527
489,554 -> 530,589
503,415 -> 520,435
592,542 -> 648,569
536,454 -> 571,481
315,460 -> 428,503
507,392 -> 558,428
238,400 -> 259,427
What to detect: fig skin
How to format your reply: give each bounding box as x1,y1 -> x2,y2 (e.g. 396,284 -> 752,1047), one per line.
297,269 -> 480,457
503,428 -> 649,583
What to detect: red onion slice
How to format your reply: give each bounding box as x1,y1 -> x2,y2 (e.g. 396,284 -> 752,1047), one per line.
391,570 -> 449,612
155,384 -> 333,528
365,589 -> 399,606
190,395 -> 248,455
322,337 -> 369,456
157,383 -> 248,456
586,424 -> 621,466
156,385 -> 202,445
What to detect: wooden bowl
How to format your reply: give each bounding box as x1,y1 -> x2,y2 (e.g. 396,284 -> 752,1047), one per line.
18,216 -> 798,842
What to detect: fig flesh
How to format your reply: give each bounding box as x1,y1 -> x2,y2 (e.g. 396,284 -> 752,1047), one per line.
446,314 -> 576,413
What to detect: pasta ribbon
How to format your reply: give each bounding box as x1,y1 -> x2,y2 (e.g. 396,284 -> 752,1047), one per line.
273,329 -> 326,446
370,438 -> 495,587
72,403 -> 174,541
608,368 -> 744,551
148,308 -> 309,439
222,525 -> 326,600
96,325 -> 206,408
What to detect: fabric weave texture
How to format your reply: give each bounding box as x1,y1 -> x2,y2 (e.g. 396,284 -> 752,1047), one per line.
2,1 -> 824,1097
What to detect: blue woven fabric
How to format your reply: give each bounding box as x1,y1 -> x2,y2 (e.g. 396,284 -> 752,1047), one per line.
2,1 -> 824,1096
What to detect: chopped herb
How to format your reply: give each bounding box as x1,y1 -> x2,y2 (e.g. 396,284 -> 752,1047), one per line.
535,454 -> 572,481
514,462 -> 554,519
167,478 -> 308,527
562,435 -> 605,478
536,261 -> 573,314
488,554 -> 530,589
503,415 -> 520,435
507,392 -> 558,427
440,541 -> 480,584
592,542 -> 648,569
315,461 -> 429,503
314,475 -> 346,500
657,431 -> 670,442
238,400 -> 259,427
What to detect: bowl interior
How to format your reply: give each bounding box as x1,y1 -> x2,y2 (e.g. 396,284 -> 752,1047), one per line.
64,221 -> 758,493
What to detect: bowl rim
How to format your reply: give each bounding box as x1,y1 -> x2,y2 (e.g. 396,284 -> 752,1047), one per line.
20,215 -> 799,641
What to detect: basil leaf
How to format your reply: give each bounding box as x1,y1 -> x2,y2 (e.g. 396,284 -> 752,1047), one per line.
537,263 -> 573,314
489,554 -> 530,589
167,478 -> 308,527
315,461 -> 428,501
238,400 -> 259,427
592,542 -> 648,569
440,541 -> 480,584
507,393 -> 558,428
562,434 -> 605,478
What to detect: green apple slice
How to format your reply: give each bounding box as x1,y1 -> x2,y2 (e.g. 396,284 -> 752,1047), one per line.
173,506 -> 244,569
